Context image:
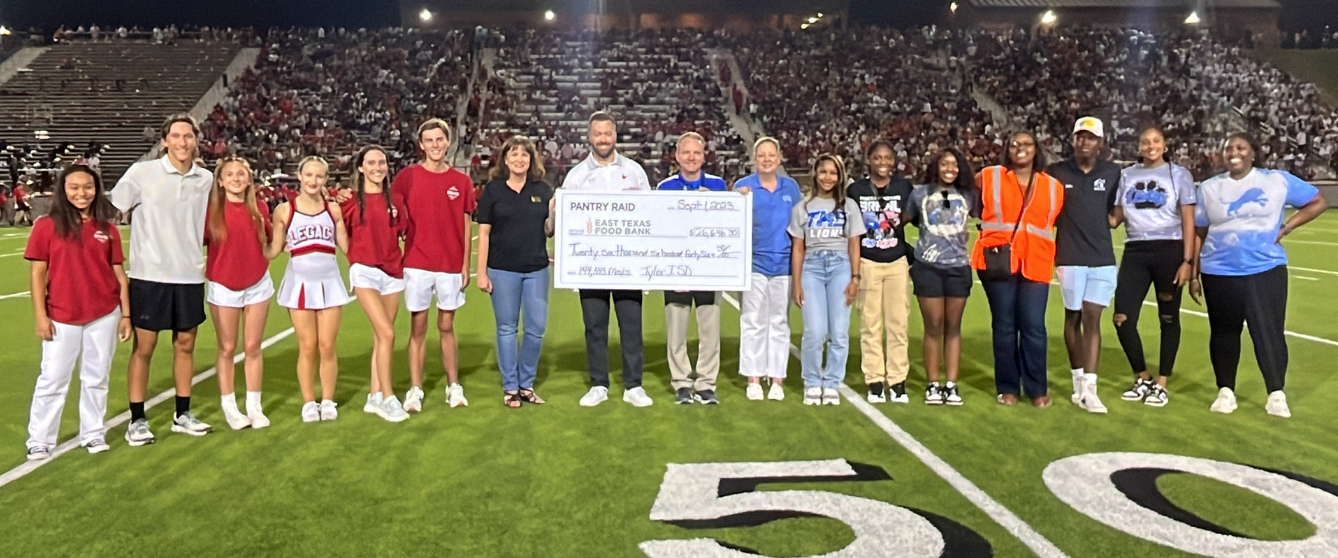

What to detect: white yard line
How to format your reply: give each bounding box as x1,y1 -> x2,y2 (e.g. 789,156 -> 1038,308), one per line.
0,251 -> 23,258
719,291 -> 1071,558
1296,276 -> 1319,281
0,291 -> 31,300
1290,266 -> 1338,277
0,327 -> 296,489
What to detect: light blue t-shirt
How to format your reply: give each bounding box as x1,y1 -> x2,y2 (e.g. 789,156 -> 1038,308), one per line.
1118,163 -> 1197,242
1194,168 -> 1319,276
737,173 -> 802,277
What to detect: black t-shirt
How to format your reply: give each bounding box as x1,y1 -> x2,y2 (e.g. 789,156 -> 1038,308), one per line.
847,176 -> 913,263
475,179 -> 554,273
1047,159 -> 1121,267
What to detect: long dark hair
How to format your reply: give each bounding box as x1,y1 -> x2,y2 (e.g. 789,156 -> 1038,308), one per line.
1004,131 -> 1047,171
926,148 -> 975,192
350,145 -> 394,226
805,153 -> 850,217
49,164 -> 115,239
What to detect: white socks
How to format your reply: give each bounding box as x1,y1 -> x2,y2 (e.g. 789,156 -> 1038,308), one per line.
221,393 -> 240,413
245,391 -> 263,413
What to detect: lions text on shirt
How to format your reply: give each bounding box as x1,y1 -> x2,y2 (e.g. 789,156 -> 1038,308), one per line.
786,197 -> 867,253
1194,168 -> 1320,276
561,153 -> 650,192
110,157 -> 212,284
1118,163 -> 1197,242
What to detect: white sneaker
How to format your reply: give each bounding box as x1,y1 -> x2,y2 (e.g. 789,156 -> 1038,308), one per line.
26,445 -> 51,461
1078,375 -> 1107,414
1266,391 -> 1291,418
364,392 -> 383,415
767,382 -> 785,401
84,438 -> 110,454
124,418 -> 155,446
822,388 -> 841,406
222,401 -> 252,430
301,401 -> 320,423
579,386 -> 609,407
802,387 -> 822,406
746,383 -> 764,401
1210,387 -> 1237,414
623,387 -> 654,407
447,383 -> 469,408
171,412 -> 213,436
404,386 -> 424,413
1070,371 -> 1085,405
319,400 -> 338,421
382,396 -> 411,423
246,405 -> 270,429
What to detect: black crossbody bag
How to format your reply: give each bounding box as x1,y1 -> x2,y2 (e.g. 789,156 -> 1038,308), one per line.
980,172 -> 1036,282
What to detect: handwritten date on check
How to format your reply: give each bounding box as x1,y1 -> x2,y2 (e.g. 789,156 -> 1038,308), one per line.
553,190 -> 754,291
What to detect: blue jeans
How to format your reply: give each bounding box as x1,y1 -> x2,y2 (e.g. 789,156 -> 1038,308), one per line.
800,250 -> 853,390
489,267 -> 550,392
979,271 -> 1050,397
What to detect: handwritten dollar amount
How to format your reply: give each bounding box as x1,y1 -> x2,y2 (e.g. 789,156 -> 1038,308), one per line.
689,227 -> 740,238
568,244 -> 739,260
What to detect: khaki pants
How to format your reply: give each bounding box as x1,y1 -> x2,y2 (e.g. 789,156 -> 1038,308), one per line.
858,258 -> 910,385
665,292 -> 720,391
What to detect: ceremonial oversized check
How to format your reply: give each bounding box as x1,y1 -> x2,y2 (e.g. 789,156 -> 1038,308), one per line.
554,190 -> 753,292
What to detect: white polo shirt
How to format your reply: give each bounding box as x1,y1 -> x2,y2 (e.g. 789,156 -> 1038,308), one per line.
110,157 -> 212,284
560,152 -> 650,192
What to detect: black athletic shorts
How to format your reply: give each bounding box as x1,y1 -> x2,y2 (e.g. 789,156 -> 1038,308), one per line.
129,279 -> 207,332
910,263 -> 973,299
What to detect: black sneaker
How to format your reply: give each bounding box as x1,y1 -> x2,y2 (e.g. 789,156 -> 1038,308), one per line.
925,383 -> 944,405
944,384 -> 963,406
1121,378 -> 1153,401
675,388 -> 694,405
888,382 -> 909,404
866,382 -> 886,403
694,390 -> 719,405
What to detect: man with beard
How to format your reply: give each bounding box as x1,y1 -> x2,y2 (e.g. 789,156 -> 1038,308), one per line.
1048,117 -> 1122,414
562,112 -> 653,407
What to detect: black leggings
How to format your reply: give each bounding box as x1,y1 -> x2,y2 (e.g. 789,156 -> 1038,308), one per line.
1113,240 -> 1183,377
1201,266 -> 1289,393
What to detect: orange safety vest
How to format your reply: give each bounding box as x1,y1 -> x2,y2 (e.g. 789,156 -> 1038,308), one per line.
970,165 -> 1065,284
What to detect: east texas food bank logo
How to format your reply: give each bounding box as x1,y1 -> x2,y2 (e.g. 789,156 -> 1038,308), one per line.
638,453 -> 1338,557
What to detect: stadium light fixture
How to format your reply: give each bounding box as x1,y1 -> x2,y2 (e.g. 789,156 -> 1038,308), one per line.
1040,10 -> 1057,25
817,12 -> 823,17
1185,11 -> 1201,25
807,16 -> 818,23
950,2 -> 958,14
544,10 -> 555,21
0,25 -> 11,36
801,23 -> 810,30
419,8 -> 433,22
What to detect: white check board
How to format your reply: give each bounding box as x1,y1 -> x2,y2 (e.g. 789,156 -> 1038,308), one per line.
553,190 -> 754,292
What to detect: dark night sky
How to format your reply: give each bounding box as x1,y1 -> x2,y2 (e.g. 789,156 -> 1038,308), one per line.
0,0 -> 1334,30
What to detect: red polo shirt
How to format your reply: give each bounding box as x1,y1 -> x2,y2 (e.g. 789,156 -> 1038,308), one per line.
25,217 -> 124,325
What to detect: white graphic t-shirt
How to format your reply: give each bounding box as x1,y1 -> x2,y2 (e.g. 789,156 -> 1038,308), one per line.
787,196 -> 867,253
1118,163 -> 1197,242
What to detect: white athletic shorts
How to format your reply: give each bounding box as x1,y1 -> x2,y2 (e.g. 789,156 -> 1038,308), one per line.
403,268 -> 466,312
206,272 -> 275,309
348,264 -> 407,296
1057,265 -> 1117,311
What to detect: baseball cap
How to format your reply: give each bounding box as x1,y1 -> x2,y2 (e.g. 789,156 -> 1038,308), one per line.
1073,116 -> 1104,138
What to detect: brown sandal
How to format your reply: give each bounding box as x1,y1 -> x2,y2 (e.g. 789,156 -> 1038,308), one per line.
518,389 -> 545,405
997,394 -> 1019,406
503,391 -> 522,408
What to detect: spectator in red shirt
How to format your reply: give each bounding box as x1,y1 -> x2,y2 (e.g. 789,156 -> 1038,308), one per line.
392,118 -> 476,412
341,145 -> 410,422
14,183 -> 31,226
204,156 -> 274,430
24,165 -> 131,460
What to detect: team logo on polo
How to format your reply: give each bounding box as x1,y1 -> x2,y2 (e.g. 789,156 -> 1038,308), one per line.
1094,178 -> 1107,192
447,186 -> 460,200
93,230 -> 110,244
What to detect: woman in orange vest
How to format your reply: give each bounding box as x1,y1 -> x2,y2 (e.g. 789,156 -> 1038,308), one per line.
971,131 -> 1065,407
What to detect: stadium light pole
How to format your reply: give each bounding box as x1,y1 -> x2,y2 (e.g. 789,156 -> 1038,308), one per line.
950,2 -> 958,14
419,8 -> 433,23
1040,10 -> 1057,26
544,10 -> 556,21
1185,11 -> 1201,25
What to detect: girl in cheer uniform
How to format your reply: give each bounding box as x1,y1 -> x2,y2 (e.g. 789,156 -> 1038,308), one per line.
269,156 -> 350,423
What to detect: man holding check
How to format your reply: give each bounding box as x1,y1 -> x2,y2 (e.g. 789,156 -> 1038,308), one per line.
655,132 -> 729,405
562,112 -> 654,407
